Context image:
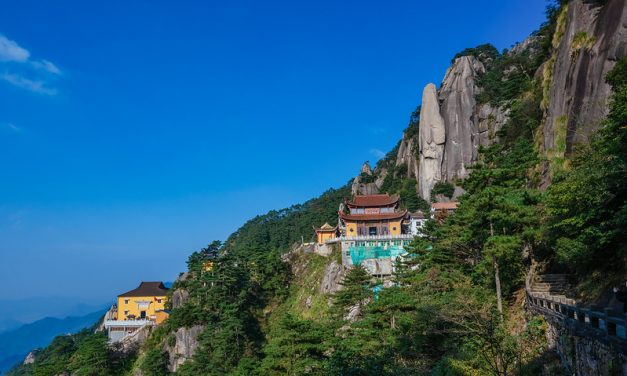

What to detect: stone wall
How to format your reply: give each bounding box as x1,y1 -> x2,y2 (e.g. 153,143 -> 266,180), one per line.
545,317 -> 627,375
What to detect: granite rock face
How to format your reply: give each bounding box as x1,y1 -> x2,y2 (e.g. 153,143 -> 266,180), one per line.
418,83 -> 446,200
23,350 -> 37,365
395,136 -> 419,179
319,260 -> 345,295
396,56 -> 506,200
542,0 -> 627,155
439,56 -> 485,181
165,325 -> 205,372
351,161 -> 382,195
171,288 -> 189,309
476,103 -> 508,147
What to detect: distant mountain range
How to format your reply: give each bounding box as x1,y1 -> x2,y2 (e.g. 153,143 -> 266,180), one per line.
0,297 -> 109,326
0,309 -> 106,374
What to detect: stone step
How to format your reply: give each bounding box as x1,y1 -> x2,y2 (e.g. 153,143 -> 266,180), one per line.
532,283 -> 569,289
536,274 -> 570,282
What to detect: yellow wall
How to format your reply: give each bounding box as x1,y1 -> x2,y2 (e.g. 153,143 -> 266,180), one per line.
317,231 -> 336,244
117,296 -> 167,321
203,260 -> 214,271
389,220 -> 402,235
155,310 -> 170,325
345,222 -> 357,237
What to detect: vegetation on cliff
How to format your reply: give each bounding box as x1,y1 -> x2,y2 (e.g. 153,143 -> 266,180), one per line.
9,1 -> 626,375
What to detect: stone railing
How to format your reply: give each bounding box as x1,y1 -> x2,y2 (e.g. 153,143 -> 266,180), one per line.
104,319 -> 154,328
331,234 -> 415,242
527,290 -> 627,351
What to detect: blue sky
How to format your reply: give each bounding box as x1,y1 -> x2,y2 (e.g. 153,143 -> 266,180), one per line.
0,0 -> 549,303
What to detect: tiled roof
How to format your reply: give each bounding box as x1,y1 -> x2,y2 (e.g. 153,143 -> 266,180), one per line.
314,222 -> 337,231
339,210 -> 408,221
431,202 -> 459,210
411,210 -> 426,219
346,194 -> 399,207
119,282 -> 168,297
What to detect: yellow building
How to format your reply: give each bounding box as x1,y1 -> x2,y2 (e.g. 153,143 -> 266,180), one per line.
116,282 -> 169,321
313,223 -> 338,244
340,194 -> 408,237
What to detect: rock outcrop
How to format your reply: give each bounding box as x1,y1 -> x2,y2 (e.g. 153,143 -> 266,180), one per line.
418,83 -> 446,200
351,161 -> 382,195
542,0 -> 627,156
23,350 -> 37,365
171,288 -> 189,309
439,56 -> 485,181
476,102 -> 508,147
319,260 -> 346,295
395,136 -> 419,179
164,325 -> 204,373
397,56 -> 508,200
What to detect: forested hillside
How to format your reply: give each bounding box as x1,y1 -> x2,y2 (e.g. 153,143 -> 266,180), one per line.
9,0 -> 626,375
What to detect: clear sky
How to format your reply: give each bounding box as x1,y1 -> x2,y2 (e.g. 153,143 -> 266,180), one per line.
0,0 -> 549,303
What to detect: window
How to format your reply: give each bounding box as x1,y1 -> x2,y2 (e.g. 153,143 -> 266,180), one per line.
157,299 -> 162,303
124,310 -> 129,315
124,299 -> 129,304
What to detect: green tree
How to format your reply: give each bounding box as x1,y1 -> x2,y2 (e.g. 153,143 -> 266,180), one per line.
140,349 -> 170,376
68,333 -> 110,376
260,314 -> 331,375
332,266 -> 373,317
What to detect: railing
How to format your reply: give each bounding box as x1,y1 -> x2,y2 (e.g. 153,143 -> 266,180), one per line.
527,290 -> 627,350
330,234 -> 415,242
104,319 -> 154,328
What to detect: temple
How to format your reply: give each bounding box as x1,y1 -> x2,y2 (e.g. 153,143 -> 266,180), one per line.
313,193 -> 460,275
104,281 -> 170,343
340,194 -> 407,237
337,194 -> 412,274
313,222 -> 338,244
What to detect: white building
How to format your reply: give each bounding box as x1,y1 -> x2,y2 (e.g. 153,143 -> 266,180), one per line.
409,210 -> 428,236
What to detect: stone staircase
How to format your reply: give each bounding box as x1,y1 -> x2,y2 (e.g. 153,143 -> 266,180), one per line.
530,274 -> 572,300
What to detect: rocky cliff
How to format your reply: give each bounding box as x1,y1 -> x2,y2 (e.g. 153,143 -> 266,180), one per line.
390,54 -> 508,200
418,83 -> 446,199
541,0 -> 627,161
439,56 -> 485,181
379,0 -> 625,200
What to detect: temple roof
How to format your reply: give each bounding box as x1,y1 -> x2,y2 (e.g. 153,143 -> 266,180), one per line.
314,222 -> 337,231
346,193 -> 399,208
339,209 -> 408,221
119,282 -> 168,297
411,210 -> 426,219
431,202 -> 459,210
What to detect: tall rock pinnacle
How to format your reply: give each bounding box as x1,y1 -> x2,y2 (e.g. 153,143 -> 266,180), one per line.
418,83 -> 445,200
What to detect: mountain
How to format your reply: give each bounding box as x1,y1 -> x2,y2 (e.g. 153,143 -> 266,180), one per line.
0,319 -> 23,335
7,0 -> 626,375
0,297 -> 108,325
0,310 -> 105,375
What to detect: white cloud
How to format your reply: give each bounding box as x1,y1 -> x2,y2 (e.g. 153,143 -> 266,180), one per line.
1,73 -> 57,95
1,122 -> 21,132
31,59 -> 61,75
369,148 -> 386,159
0,34 -> 61,94
0,35 -> 30,62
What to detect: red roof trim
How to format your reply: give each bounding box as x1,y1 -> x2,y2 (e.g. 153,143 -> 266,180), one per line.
346,194 -> 399,208
339,210 -> 408,221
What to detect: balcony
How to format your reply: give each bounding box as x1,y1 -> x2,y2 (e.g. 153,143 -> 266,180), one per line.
104,319 -> 154,328
336,234 -> 415,242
